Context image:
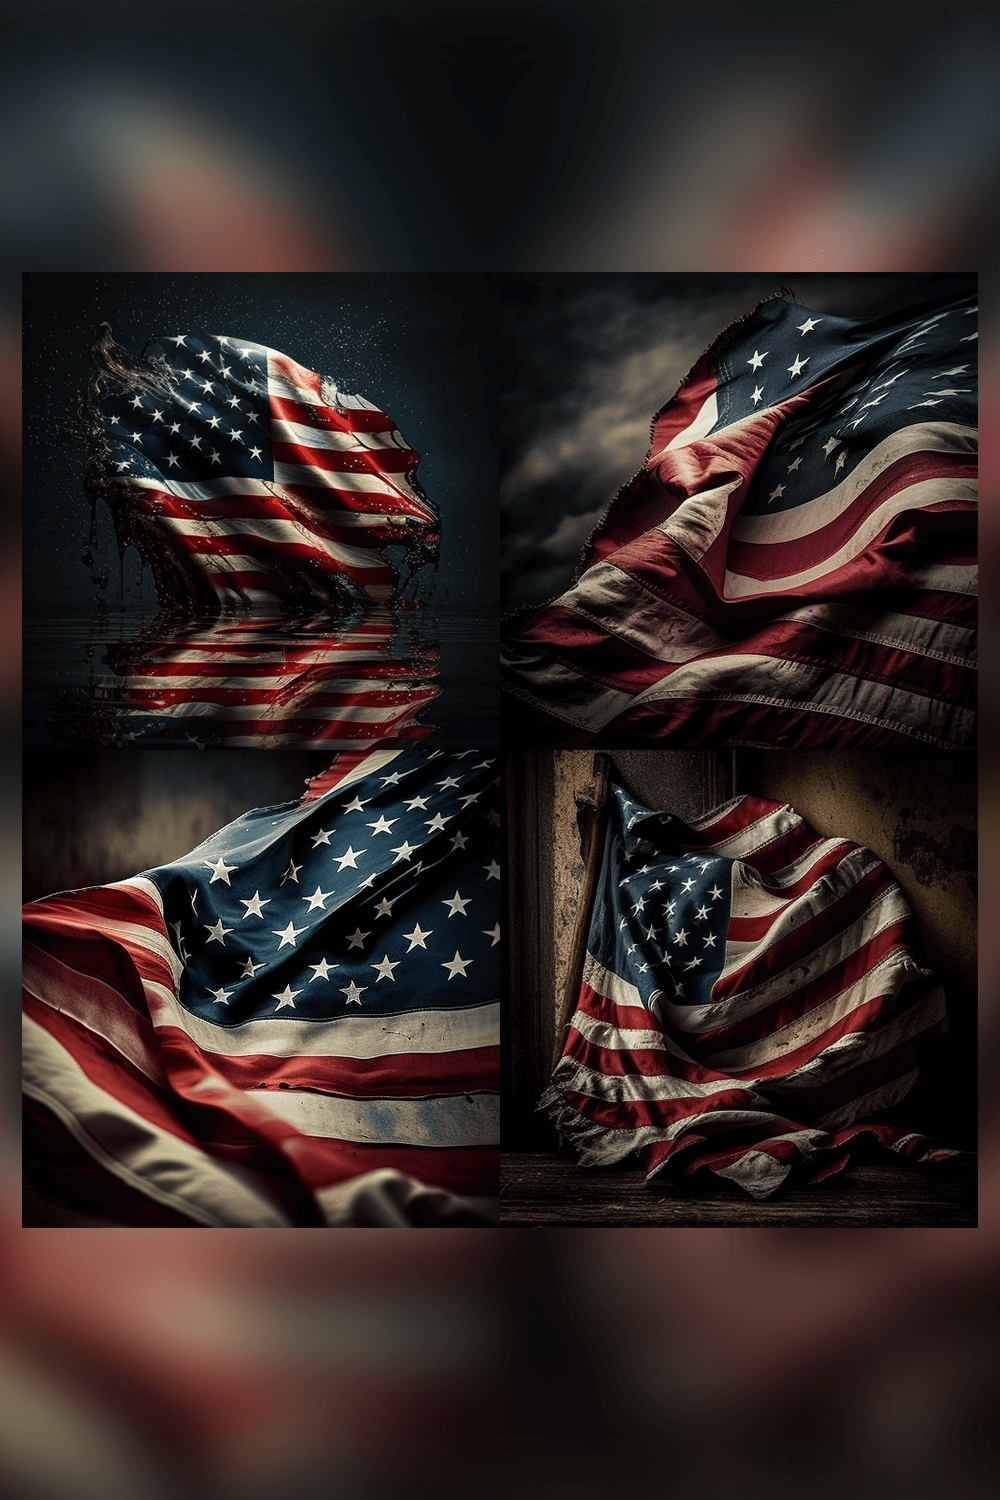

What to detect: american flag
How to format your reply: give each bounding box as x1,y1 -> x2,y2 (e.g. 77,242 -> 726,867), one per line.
96,609 -> 439,749
502,293 -> 977,749
89,330 -> 439,609
542,783 -> 957,1198
23,745 -> 500,1226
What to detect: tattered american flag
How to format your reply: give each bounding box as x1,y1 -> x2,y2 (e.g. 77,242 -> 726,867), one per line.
90,330 -> 439,608
542,783 -> 957,1198
502,293 -> 977,749
23,745 -> 500,1227
97,610 -> 438,749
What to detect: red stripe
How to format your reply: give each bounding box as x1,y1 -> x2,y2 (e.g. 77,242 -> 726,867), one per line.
271,440 -> 417,475
270,395 -> 395,433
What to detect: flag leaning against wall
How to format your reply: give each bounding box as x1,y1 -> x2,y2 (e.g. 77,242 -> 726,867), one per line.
542,782 -> 961,1199
502,292 -> 977,749
23,745 -> 500,1227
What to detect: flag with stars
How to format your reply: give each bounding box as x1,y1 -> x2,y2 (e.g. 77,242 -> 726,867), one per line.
88,329 -> 439,609
502,291 -> 977,749
23,745 -> 500,1227
541,783 -> 959,1199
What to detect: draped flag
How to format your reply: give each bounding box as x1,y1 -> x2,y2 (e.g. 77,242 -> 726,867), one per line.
86,328 -> 440,610
23,745 -> 500,1227
542,783 -> 959,1198
502,293 -> 977,749
93,609 -> 438,749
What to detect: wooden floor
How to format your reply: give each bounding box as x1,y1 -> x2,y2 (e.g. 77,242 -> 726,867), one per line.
500,1151 -> 977,1227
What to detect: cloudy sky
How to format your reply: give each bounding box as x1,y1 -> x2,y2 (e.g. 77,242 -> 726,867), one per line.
499,272 -> 975,613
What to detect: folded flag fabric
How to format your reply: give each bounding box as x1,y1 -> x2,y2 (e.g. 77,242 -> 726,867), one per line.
23,745 -> 500,1227
93,608 -> 438,749
86,327 -> 440,610
502,292 -> 977,749
542,782 -> 958,1198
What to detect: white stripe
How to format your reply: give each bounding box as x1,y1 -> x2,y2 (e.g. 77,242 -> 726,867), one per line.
772,984 -> 945,1088
729,422 -> 977,544
129,473 -> 422,512
164,516 -> 389,570
271,462 -> 423,500
257,1088 -> 499,1148
552,1053 -> 760,1108
724,477 -> 977,593
23,1014 -> 292,1228
107,674 -> 424,693
102,700 -> 416,723
662,389 -> 719,451
774,603 -> 976,667
549,561 -> 727,663
271,418 -> 409,453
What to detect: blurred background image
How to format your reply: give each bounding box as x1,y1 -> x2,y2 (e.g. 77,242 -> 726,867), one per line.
7,0 -> 995,1492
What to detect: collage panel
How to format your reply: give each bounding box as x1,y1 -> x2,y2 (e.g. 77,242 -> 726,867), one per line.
499,273 -> 977,1227
23,272 -> 500,1227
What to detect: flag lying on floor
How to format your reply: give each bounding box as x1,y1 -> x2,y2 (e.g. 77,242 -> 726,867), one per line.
23,745 -> 500,1226
95,608 -> 438,749
87,327 -> 440,609
502,292 -> 977,749
542,783 -> 958,1198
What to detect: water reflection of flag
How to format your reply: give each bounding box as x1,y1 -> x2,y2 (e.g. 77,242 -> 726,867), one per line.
97,611 -> 438,748
543,784 -> 958,1199
23,745 -> 501,1227
502,293 -> 977,749
89,330 -> 439,609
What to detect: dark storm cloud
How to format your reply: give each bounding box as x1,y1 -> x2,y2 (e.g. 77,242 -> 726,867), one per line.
499,272 -> 977,614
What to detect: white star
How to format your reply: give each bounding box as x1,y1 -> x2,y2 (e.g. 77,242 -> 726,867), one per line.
169,334 -> 188,347
188,435 -> 202,449
165,450 -> 179,468
702,932 -> 717,948
450,830 -> 469,851
207,986 -> 232,1004
197,349 -> 212,363
186,400 -> 202,414
390,840 -> 420,864
484,859 -> 501,881
822,437 -> 840,456
219,364 -> 232,379
310,828 -> 332,848
373,897 -> 395,918
115,460 -> 131,471
680,878 -> 696,893
483,923 -> 501,947
239,890 -> 270,919
442,951 -> 473,980
228,428 -> 243,443
346,927 -> 370,950
342,795 -> 369,813
404,794 -> 429,811
371,955 -> 400,983
201,379 -> 214,394
927,388 -> 970,397
205,918 -> 232,945
436,776 -> 460,790
151,408 -> 164,423
340,981 -> 366,1005
685,956 -> 703,970
249,446 -> 263,461
380,772 -> 403,786
872,370 -> 907,390
302,885 -> 334,912
487,810 -> 501,827
959,332 -> 977,342
247,411 -> 260,423
272,984 -> 301,1010
130,431 -> 142,443
207,414 -> 222,429
751,384 -> 764,406
308,957 -> 338,982
631,897 -> 646,914
834,450 -> 846,473
695,904 -> 710,921
649,880 -> 663,892
747,349 -> 768,370
129,395 -> 144,409
788,354 -> 810,378
860,394 -> 886,409
202,852 -> 238,882
908,400 -> 942,409
366,815 -> 397,836
240,955 -> 264,977
424,812 -> 451,832
403,924 -> 432,951
708,885 -> 724,900
934,365 -> 969,377
334,846 -> 363,870
281,860 -> 301,884
768,484 -> 785,502
673,929 -> 689,946
273,920 -> 307,949
209,449 -> 222,465
442,890 -> 471,917
227,395 -> 242,409
169,421 -> 181,433
787,456 -> 802,472
797,317 -> 822,334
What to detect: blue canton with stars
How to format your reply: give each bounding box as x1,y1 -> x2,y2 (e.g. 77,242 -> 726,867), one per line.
588,786 -> 733,1013
103,334 -> 275,485
708,293 -> 977,517
146,746 -> 500,1022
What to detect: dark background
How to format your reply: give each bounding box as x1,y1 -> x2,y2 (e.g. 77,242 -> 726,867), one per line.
24,271 -> 497,611
499,272 -> 977,613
